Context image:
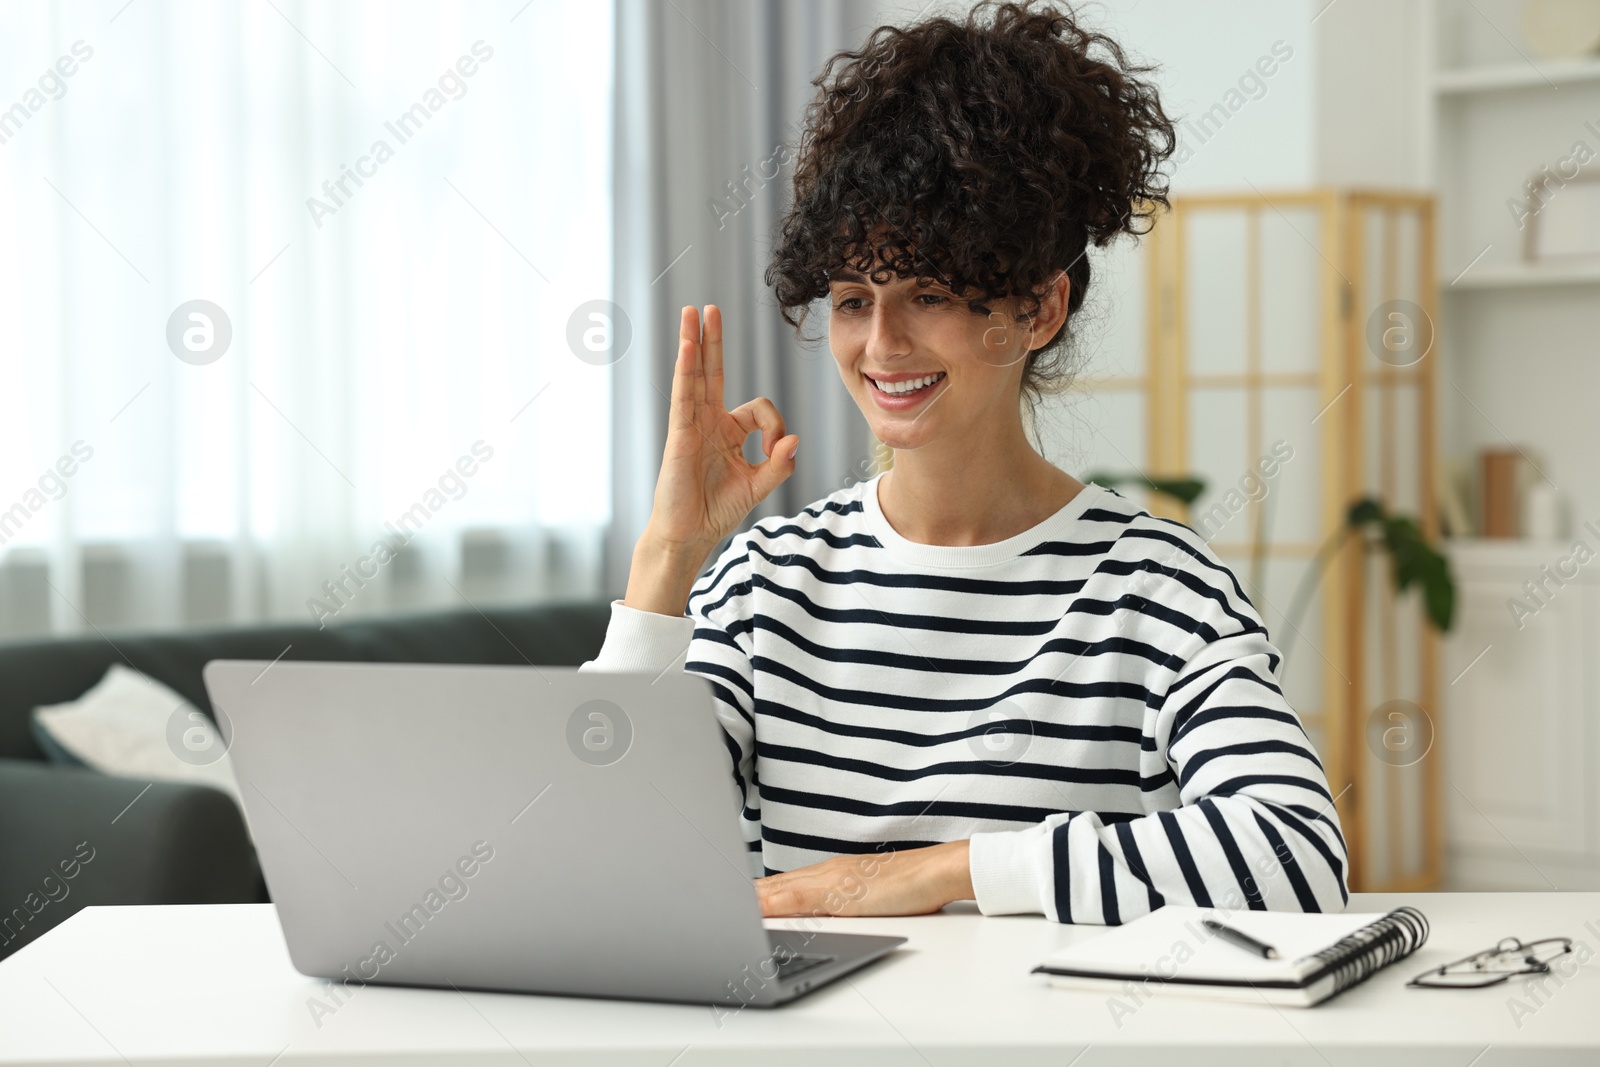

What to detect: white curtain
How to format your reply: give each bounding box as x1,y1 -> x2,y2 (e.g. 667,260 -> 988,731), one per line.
0,0 -> 614,639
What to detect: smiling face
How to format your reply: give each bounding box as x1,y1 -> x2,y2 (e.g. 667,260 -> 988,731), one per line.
827,270 -> 1056,452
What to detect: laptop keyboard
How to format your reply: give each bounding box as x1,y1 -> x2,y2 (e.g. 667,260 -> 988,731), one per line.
775,953 -> 835,980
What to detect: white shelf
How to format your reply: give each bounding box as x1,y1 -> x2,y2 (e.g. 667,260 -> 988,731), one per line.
1442,259 -> 1600,290
1435,56 -> 1600,95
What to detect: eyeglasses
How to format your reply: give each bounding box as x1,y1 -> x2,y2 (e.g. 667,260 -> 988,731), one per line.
1408,936 -> 1574,989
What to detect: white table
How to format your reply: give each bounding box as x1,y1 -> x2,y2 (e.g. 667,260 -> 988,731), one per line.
1,893 -> 1596,1065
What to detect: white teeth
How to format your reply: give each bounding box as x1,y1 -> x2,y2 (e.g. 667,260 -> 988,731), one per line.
871,372 -> 945,395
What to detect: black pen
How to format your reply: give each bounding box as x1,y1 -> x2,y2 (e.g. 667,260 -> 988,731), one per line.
1203,918 -> 1278,959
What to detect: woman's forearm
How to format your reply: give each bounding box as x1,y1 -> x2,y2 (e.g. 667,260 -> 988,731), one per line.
622,529 -> 714,617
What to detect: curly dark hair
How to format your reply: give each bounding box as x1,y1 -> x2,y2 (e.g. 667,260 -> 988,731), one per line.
766,0 -> 1176,403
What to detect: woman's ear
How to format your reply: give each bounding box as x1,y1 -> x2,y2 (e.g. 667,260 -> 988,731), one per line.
1030,270 -> 1071,350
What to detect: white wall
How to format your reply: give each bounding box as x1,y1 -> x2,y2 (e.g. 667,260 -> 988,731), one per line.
1104,0 -> 1318,193
1312,0 -> 1430,189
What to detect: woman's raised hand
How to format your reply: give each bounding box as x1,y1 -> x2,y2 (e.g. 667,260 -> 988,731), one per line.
623,305 -> 799,617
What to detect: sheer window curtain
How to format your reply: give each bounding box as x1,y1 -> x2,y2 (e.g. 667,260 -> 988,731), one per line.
0,0 -> 613,640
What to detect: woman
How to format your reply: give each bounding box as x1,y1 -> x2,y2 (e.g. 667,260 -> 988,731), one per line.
586,0 -> 1347,924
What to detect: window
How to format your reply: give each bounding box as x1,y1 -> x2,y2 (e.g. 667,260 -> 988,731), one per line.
0,0 -> 613,636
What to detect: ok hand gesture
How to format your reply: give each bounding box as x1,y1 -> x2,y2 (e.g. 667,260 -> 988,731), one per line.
623,305 -> 798,616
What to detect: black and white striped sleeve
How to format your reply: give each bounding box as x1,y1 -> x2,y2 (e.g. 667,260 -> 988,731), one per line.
968,621 -> 1350,924
681,538 -> 761,853
579,536 -> 761,861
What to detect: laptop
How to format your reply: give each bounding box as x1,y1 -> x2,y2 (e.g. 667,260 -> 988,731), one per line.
201,660 -> 905,1007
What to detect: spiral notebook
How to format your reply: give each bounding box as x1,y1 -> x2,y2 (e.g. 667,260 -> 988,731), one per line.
1032,905 -> 1430,1007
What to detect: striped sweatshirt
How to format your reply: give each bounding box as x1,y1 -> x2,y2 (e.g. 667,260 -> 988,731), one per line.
584,474 -> 1349,924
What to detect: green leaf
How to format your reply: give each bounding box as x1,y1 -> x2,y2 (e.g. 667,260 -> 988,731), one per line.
1367,508 -> 1456,633
1347,497 -> 1384,528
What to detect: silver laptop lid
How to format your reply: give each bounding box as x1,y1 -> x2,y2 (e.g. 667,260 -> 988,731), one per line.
203,661 -> 775,1003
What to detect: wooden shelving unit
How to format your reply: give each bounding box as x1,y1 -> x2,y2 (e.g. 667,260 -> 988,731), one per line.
1424,0 -> 1600,890
1443,260 -> 1600,290
1434,55 -> 1600,94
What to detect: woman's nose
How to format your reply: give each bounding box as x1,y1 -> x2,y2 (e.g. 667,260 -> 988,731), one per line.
865,301 -> 912,362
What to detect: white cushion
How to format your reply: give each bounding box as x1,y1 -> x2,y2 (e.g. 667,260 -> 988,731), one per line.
31,663 -> 243,806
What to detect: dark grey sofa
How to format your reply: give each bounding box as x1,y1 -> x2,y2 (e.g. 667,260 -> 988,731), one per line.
0,600 -> 611,960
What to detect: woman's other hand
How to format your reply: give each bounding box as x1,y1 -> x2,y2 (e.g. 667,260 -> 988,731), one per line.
756,841 -> 973,918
